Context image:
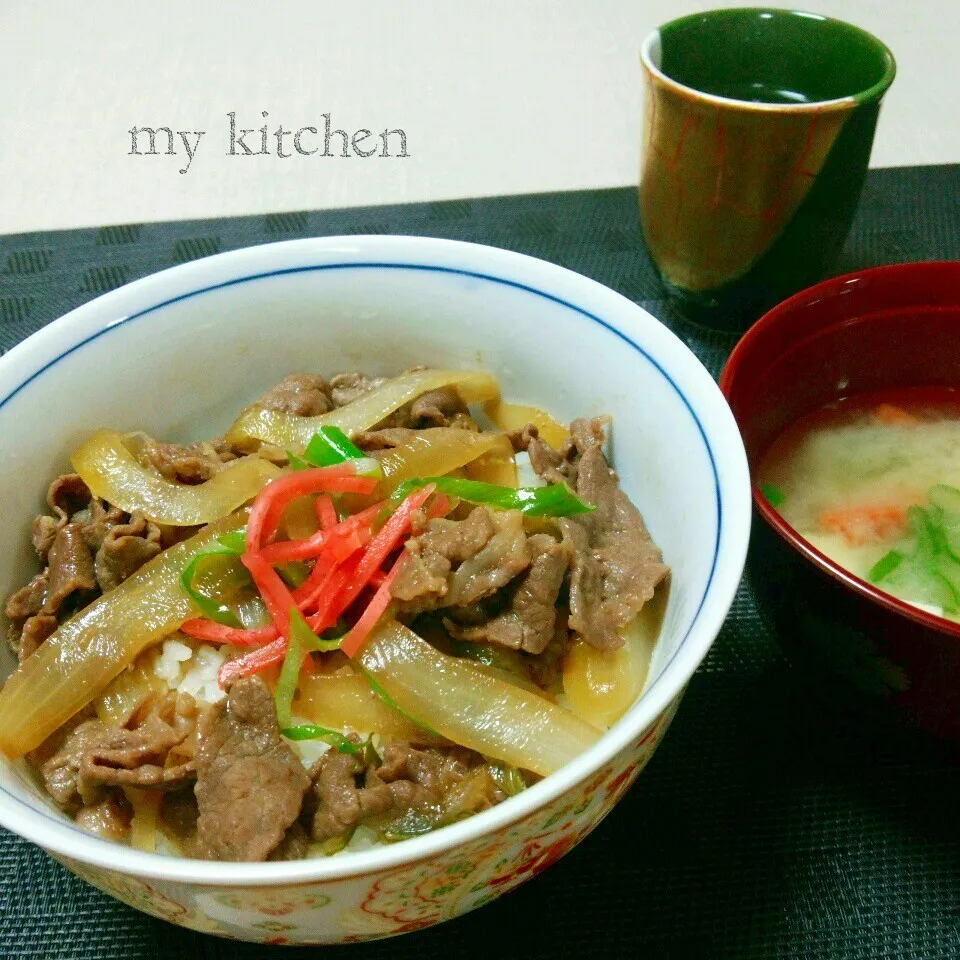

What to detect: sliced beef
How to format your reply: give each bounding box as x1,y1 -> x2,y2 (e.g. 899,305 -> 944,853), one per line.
512,416 -> 668,650
391,507 -> 497,613
268,822 -> 310,861
307,740 -> 504,845
6,473 -> 165,660
407,387 -> 475,429
47,473 -> 93,526
41,693 -> 198,810
558,420 -> 668,651
329,372 -> 386,408
159,787 -> 200,854
445,510 -> 531,607
376,742 -> 468,792
15,614 -> 58,662
82,694 -> 198,793
5,572 -> 47,622
6,568 -> 59,663
256,372 -> 333,417
193,676 -> 310,862
392,507 -> 535,626
4,572 -> 51,661
568,416 -> 608,459
512,417 -> 607,486
307,749 -> 358,842
308,746 -> 403,844
353,427 -> 419,452
32,515 -> 60,562
72,498 -> 127,553
41,474 -> 125,554
330,374 -> 476,431
527,613 -> 574,691
510,423 -> 568,483
384,387 -> 478,432
445,533 -> 567,654
93,511 -> 162,592
74,793 -> 133,841
138,438 -> 234,484
44,522 -> 96,612
39,720 -> 107,809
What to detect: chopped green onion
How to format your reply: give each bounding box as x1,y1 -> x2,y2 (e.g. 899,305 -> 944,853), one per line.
868,550 -> 904,582
286,605 -> 345,653
318,830 -> 354,856
910,505 -> 935,555
360,733 -> 380,767
392,476 -> 595,518
306,630 -> 346,654
928,485 -> 960,560
355,664 -> 441,737
378,809 -> 438,843
759,483 -> 786,508
303,426 -> 366,466
178,531 -> 247,625
286,451 -> 311,471
449,638 -> 497,667
281,723 -> 361,754
928,484 -> 960,515
488,760 -> 527,797
274,608 -> 311,728
869,505 -> 960,613
863,489 -> 960,614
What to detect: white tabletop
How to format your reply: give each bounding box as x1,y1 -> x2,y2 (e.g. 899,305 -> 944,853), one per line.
2,0 -> 956,235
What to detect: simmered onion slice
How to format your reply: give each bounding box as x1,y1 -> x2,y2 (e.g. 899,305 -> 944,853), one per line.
562,583 -> 667,729
0,514 -> 245,758
376,429 -> 512,493
226,368 -> 499,449
72,430 -> 279,526
357,620 -> 602,776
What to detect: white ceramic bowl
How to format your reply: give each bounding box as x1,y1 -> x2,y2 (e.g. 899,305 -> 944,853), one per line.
0,236 -> 750,944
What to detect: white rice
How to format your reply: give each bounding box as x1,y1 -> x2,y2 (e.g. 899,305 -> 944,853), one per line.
152,638 -> 385,857
154,637 -> 226,704
514,451 -> 543,488
285,715 -> 333,767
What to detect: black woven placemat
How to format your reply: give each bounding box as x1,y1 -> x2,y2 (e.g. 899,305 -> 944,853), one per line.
2,167 -> 960,959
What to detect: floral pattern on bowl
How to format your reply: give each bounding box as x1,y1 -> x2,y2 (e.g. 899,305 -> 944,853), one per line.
56,699 -> 679,945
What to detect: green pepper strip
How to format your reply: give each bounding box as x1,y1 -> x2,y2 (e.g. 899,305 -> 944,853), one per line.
391,476 -> 595,518
303,426 -> 366,466
178,530 -> 247,626
281,723 -> 361,754
274,609 -> 308,728
275,609 -> 345,729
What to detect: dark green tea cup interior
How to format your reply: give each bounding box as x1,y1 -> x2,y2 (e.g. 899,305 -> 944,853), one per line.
657,8 -> 895,106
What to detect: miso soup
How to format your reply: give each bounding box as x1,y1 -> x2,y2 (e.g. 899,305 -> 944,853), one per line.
757,388 -> 960,621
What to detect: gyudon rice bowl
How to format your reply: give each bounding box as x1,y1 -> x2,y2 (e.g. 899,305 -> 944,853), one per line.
0,236 -> 749,943
1,366 -> 669,861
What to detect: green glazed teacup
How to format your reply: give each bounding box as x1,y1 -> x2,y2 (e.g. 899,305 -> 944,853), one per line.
639,8 -> 896,329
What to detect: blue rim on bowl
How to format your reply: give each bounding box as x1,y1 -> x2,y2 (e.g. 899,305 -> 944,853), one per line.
0,235 -> 752,884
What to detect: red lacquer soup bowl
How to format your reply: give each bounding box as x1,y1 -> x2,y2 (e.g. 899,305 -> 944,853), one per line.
720,261 -> 960,741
